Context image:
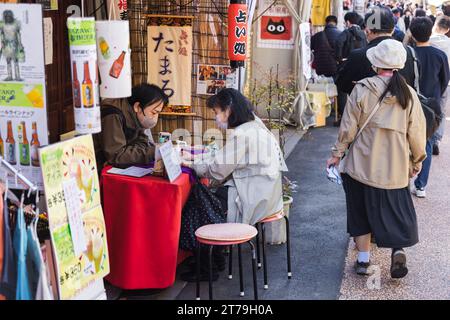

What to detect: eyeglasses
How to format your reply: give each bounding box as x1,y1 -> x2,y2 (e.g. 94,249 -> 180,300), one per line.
327,165 -> 342,185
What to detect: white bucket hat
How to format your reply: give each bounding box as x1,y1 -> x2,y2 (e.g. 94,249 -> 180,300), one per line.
366,39 -> 407,70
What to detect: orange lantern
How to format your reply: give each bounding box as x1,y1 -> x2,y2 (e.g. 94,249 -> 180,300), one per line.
228,0 -> 248,68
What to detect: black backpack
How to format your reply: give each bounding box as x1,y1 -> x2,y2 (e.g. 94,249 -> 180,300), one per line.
408,46 -> 443,139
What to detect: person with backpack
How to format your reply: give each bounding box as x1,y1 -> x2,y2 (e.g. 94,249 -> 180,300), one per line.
96,83 -> 168,169
311,15 -> 342,77
335,12 -> 368,63
409,17 -> 450,198
327,39 -> 427,279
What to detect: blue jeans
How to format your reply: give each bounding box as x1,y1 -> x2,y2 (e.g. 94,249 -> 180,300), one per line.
415,140 -> 433,189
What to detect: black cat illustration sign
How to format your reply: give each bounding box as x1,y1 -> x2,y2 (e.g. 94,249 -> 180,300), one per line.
261,16 -> 292,41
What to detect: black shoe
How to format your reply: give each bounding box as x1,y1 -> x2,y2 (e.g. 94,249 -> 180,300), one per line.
180,270 -> 219,282
391,249 -> 408,279
354,260 -> 372,276
432,143 -> 440,156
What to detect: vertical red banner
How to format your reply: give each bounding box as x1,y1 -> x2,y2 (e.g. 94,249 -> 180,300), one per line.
228,0 -> 248,67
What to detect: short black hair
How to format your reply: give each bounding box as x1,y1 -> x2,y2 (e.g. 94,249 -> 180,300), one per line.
392,8 -> 401,15
128,83 -> 169,110
443,1 -> 450,16
436,15 -> 450,31
206,88 -> 255,129
410,16 -> 434,42
365,6 -> 395,33
325,15 -> 338,24
344,12 -> 361,25
414,9 -> 426,17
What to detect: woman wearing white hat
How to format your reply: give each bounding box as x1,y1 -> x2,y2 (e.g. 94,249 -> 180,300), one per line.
327,39 -> 427,278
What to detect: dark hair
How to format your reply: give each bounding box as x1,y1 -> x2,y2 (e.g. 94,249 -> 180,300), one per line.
379,71 -> 413,110
365,6 -> 395,33
344,12 -> 361,25
128,83 -> 169,110
414,9 -> 426,17
206,88 -> 255,128
410,17 -> 433,42
325,15 -> 338,25
443,2 -> 450,16
392,8 -> 401,16
436,15 -> 450,31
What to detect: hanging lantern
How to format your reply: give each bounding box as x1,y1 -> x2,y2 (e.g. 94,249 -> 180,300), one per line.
228,0 -> 248,68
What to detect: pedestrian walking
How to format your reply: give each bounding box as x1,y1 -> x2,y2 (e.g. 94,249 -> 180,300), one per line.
327,39 -> 427,279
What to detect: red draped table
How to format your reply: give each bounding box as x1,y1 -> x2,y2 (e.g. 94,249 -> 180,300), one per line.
101,166 -> 194,289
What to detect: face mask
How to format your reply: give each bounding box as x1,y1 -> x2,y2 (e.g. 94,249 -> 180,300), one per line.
215,115 -> 228,130
141,115 -> 158,129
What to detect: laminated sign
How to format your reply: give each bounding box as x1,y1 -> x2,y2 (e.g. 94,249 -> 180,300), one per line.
67,17 -> 101,134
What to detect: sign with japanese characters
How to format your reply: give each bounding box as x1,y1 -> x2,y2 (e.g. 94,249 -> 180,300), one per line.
96,20 -> 132,98
106,0 -> 128,20
0,3 -> 49,190
256,0 -> 295,49
39,134 -> 110,300
228,1 -> 248,64
300,22 -> 312,80
147,17 -> 192,107
67,17 -> 101,135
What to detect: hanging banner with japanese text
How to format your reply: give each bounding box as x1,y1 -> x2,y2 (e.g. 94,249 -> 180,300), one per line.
256,0 -> 294,50
67,17 -> 101,135
300,22 -> 312,80
147,16 -> 192,107
106,0 -> 128,20
0,3 -> 49,190
39,134 -> 110,300
96,21 -> 132,98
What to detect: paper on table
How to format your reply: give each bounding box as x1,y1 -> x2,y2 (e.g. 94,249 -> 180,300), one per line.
62,178 -> 87,257
107,166 -> 153,178
158,141 -> 182,182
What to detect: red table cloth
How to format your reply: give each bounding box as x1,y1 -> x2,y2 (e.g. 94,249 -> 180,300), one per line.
101,167 -> 193,289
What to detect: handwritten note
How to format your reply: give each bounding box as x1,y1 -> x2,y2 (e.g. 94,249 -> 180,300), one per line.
63,178 -> 87,257
44,17 -> 53,65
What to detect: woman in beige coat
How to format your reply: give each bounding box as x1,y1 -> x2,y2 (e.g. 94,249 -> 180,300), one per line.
327,39 -> 427,279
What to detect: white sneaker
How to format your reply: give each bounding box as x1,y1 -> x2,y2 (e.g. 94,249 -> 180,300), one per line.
412,186 -> 426,198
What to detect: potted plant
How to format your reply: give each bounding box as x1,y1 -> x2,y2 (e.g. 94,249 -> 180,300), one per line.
282,176 -> 297,217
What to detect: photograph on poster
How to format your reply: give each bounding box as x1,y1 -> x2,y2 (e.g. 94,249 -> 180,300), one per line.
197,64 -> 236,95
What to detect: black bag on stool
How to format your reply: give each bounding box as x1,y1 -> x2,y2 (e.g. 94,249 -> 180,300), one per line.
179,174 -> 226,251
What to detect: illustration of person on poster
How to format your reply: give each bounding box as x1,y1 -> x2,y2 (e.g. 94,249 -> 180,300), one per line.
0,9 -> 25,81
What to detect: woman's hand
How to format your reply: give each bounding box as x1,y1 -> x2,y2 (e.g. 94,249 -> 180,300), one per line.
181,159 -> 193,168
326,156 -> 341,169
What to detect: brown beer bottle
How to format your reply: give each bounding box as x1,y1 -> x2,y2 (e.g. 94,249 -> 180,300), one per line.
82,61 -> 94,108
72,61 -> 81,108
109,51 -> 126,79
0,126 -> 4,158
31,122 -> 40,167
19,121 -> 30,166
6,120 -> 16,165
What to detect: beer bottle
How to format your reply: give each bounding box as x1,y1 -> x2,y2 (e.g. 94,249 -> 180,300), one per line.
72,61 -> 81,108
109,51 -> 126,79
31,122 -> 40,167
82,61 -> 93,108
0,126 -> 3,158
18,121 -> 30,166
5,120 -> 16,165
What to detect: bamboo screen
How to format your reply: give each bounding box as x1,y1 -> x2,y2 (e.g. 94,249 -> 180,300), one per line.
129,0 -> 229,145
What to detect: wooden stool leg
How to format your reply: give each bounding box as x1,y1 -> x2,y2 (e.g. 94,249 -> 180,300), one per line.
228,245 -> 233,280
208,245 -> 214,300
255,223 -> 261,269
285,216 -> 292,279
261,223 -> 268,289
196,243 -> 201,300
248,240 -> 258,300
238,244 -> 244,297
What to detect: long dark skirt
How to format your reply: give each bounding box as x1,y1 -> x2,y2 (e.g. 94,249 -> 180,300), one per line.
342,174 -> 419,248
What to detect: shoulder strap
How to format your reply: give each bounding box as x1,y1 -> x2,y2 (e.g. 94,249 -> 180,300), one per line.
407,45 -> 420,94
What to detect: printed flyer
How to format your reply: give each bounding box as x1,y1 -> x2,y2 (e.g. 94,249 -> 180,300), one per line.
0,3 -> 49,190
67,17 -> 101,134
39,134 -> 109,300
197,64 -> 237,95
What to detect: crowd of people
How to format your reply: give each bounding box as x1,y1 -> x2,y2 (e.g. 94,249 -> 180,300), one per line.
320,2 -> 450,279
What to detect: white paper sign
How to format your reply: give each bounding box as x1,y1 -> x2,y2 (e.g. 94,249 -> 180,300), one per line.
63,178 -> 87,257
44,17 -> 53,65
158,142 -> 182,182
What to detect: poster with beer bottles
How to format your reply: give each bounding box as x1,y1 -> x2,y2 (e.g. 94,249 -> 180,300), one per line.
0,3 -> 49,190
67,17 -> 101,134
95,20 -> 132,98
39,134 -> 109,300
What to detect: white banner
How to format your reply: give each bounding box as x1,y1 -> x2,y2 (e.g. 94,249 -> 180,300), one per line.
0,3 -> 49,190
96,21 -> 132,98
67,17 -> 101,134
147,25 -> 192,106
300,22 -> 312,80
106,0 -> 128,20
